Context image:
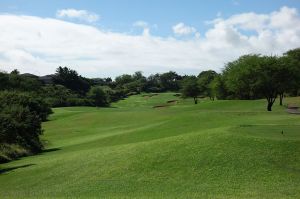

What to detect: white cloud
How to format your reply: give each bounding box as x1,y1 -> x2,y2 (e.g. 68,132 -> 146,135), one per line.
172,22 -> 197,36
56,9 -> 99,23
0,6 -> 300,78
133,20 -> 151,36
133,20 -> 148,28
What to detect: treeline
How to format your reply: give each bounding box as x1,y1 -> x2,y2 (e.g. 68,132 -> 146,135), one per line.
181,48 -> 300,111
0,67 -> 184,162
1,47 -> 300,162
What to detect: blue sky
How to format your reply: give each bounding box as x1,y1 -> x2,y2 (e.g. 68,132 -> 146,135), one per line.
0,0 -> 300,77
1,0 -> 299,36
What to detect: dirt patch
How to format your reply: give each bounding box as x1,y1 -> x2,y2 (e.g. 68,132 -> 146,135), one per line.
166,100 -> 178,105
287,104 -> 299,109
153,104 -> 169,109
287,109 -> 300,114
153,99 -> 179,108
287,104 -> 300,114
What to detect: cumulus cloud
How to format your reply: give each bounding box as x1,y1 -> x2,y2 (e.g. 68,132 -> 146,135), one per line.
56,9 -> 99,23
133,20 -> 151,36
172,22 -> 197,36
0,6 -> 300,77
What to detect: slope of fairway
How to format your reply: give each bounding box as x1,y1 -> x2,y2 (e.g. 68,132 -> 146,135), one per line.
0,93 -> 300,198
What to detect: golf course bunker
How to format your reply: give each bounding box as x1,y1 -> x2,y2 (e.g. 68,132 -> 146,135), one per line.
166,100 -> 178,105
287,104 -> 300,114
153,104 -> 169,109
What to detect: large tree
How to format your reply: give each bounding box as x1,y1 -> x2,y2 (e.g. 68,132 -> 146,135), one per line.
181,76 -> 201,104
283,48 -> 300,98
159,71 -> 182,91
223,55 -> 261,100
275,56 -> 298,105
253,56 -> 281,111
222,54 -> 296,111
53,66 -> 90,95
114,72 -> 147,94
197,70 -> 218,100
87,86 -> 110,107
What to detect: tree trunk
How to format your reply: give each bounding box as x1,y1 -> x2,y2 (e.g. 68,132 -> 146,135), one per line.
279,93 -> 284,106
267,102 -> 273,111
267,97 -> 276,111
194,97 -> 198,104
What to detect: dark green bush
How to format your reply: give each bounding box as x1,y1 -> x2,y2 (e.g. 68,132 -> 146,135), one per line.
0,91 -> 52,122
0,91 -> 52,162
0,105 -> 42,151
87,86 -> 110,107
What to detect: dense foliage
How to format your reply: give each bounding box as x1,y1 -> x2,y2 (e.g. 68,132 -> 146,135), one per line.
181,76 -> 201,104
0,91 -> 52,162
87,86 -> 110,107
219,53 -> 300,111
178,48 -> 300,111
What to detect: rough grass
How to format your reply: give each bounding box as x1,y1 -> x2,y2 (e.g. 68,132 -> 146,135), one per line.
0,144 -> 29,163
0,93 -> 299,198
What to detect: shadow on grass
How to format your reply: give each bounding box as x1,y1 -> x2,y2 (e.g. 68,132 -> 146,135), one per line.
0,164 -> 35,174
0,148 -> 60,174
34,147 -> 61,157
103,106 -> 118,109
42,148 -> 61,153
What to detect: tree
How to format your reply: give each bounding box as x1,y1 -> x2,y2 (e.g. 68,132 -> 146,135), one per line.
0,91 -> 52,121
283,48 -> 300,97
10,69 -> 20,75
276,56 -> 298,105
197,70 -> 218,100
0,70 -> 42,92
181,76 -> 201,104
253,56 -> 280,111
0,91 -> 52,155
223,55 -> 261,100
0,72 -> 9,90
87,86 -> 110,107
53,66 -> 90,95
114,72 -> 147,95
41,84 -> 77,107
159,71 -> 182,91
144,74 -> 162,92
115,74 -> 133,86
222,54 -> 295,111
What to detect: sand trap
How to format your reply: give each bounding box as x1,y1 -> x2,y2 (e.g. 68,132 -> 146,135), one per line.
166,100 -> 178,105
287,104 -> 300,114
153,105 -> 168,108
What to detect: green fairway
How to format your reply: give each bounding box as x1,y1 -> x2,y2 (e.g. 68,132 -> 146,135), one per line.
0,93 -> 300,198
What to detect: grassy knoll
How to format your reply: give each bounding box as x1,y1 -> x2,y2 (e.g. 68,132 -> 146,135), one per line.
0,93 -> 300,198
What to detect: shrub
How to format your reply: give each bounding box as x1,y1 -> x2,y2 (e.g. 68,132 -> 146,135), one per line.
0,91 -> 52,162
0,105 -> 43,152
0,91 -> 52,122
87,86 -> 110,107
